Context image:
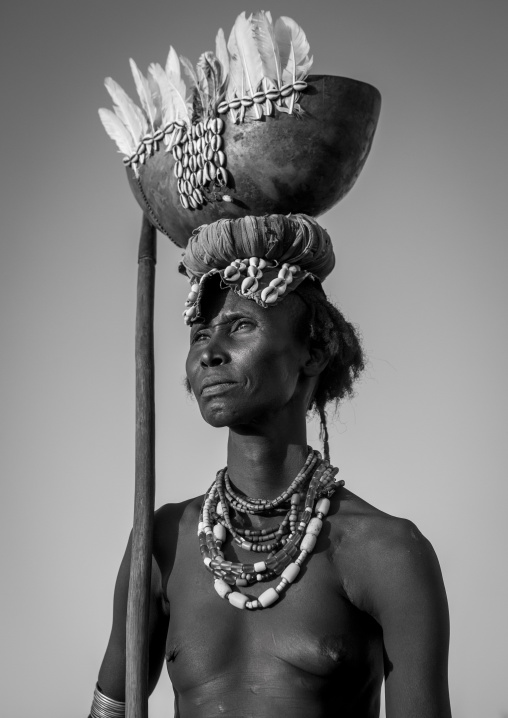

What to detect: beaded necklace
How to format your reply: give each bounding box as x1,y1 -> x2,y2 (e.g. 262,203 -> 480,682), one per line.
198,447 -> 343,610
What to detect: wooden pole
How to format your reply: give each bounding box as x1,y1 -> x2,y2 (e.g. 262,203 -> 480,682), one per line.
126,215 -> 157,718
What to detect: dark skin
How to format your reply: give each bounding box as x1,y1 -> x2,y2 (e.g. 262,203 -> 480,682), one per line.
97,286 -> 451,718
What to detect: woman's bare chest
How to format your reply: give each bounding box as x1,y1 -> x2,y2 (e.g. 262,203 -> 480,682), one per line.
164,526 -> 384,699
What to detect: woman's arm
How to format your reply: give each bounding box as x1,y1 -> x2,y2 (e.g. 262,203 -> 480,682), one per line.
96,532 -> 170,702
365,519 -> 452,718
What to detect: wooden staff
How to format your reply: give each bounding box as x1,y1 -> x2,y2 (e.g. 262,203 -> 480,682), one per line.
126,214 -> 157,718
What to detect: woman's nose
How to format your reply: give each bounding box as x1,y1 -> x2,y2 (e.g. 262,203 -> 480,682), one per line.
200,336 -> 228,368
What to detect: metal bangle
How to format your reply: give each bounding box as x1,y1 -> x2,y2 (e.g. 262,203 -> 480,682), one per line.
90,683 -> 125,718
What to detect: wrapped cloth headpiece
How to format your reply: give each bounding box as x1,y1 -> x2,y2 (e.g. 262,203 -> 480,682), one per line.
180,213 -> 334,322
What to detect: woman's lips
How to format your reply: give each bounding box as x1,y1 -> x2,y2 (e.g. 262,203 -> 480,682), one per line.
201,381 -> 238,396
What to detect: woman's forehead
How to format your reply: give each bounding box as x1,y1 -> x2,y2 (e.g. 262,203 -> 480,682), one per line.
193,284 -> 299,329
197,288 -> 265,325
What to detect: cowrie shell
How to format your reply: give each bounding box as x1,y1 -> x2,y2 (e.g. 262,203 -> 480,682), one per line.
247,266 -> 262,279
293,81 -> 308,92
261,286 -> 278,304
224,266 -> 240,281
217,167 -> 228,185
241,277 -> 258,294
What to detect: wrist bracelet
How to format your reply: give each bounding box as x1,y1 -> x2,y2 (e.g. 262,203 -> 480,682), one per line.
90,683 -> 125,718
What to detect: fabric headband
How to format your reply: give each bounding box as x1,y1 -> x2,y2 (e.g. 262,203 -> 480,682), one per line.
179,213 -> 335,323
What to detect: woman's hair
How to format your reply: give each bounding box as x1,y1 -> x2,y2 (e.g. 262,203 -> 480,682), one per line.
291,279 -> 365,460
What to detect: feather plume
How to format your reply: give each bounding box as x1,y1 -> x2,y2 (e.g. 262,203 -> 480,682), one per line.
215,28 -> 229,83
178,54 -> 198,90
196,51 -> 225,117
98,108 -> 136,155
159,46 -> 190,119
226,23 -> 244,98
163,47 -> 191,119
129,59 -> 157,132
147,73 -> 162,127
165,47 -> 183,88
148,47 -> 190,126
225,24 -> 244,122
251,11 -> 282,88
275,16 -> 313,84
179,54 -> 204,121
104,77 -> 146,143
233,12 -> 264,98
148,62 -> 189,126
196,55 -> 211,108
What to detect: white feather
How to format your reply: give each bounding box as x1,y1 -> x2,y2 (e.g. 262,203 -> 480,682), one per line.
104,77 -> 146,143
98,108 -> 136,155
147,73 -> 163,126
251,11 -> 282,88
163,47 -> 191,117
178,55 -> 198,91
233,12 -> 264,97
129,59 -> 157,132
149,61 -> 189,125
196,52 -> 225,116
165,47 -> 181,84
275,16 -> 313,83
215,28 -> 229,83
227,22 -> 244,98
179,55 -> 204,120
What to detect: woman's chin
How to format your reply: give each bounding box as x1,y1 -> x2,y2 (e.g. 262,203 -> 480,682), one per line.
198,399 -> 238,428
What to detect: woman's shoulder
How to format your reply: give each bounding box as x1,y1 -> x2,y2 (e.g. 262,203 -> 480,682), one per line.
330,487 -> 427,549
154,495 -> 204,525
328,488 -> 443,617
152,496 -> 204,567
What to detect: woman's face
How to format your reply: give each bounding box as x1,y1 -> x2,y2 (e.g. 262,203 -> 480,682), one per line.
185,285 -> 311,429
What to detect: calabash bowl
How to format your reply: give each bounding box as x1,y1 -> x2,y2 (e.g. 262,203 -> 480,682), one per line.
127,75 -> 381,248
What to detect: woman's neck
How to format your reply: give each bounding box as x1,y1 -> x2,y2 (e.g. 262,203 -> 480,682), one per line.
226,419 -> 309,500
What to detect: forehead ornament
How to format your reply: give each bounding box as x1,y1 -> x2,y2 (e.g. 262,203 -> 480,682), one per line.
179,212 -> 334,323
182,256 -> 302,322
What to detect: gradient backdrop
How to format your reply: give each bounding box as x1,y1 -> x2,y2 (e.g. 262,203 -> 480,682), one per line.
1,1 -> 507,716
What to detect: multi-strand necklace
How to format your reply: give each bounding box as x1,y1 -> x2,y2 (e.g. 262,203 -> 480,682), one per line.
198,447 -> 343,610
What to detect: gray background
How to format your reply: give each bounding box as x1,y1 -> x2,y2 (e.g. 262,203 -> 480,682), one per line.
1,0 -> 507,716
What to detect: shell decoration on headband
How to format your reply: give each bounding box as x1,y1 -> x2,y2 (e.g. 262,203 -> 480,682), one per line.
98,11 -> 382,249
178,213 -> 335,324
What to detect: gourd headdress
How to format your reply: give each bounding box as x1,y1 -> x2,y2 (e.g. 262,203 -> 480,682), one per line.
99,11 -> 380,321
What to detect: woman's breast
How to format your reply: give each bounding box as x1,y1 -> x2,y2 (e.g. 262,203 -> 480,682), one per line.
164,537 -> 384,708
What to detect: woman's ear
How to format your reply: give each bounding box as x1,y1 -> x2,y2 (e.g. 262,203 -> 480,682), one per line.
302,345 -> 329,377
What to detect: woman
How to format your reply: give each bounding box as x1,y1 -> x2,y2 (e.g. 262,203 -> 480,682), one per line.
90,215 -> 451,718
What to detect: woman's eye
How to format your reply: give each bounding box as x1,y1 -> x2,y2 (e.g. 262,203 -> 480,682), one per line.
233,319 -> 254,331
191,331 -> 208,344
